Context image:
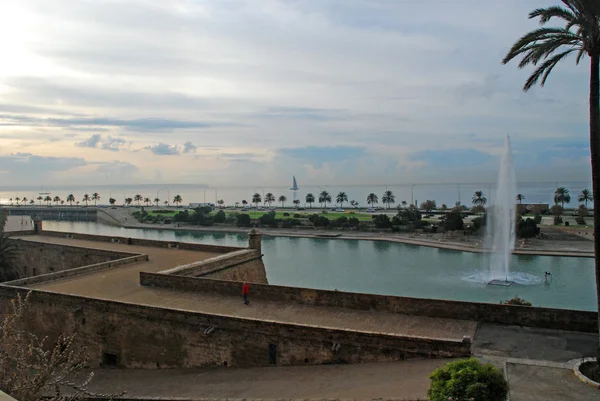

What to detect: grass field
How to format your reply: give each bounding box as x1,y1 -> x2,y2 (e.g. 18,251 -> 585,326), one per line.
145,209 -> 375,221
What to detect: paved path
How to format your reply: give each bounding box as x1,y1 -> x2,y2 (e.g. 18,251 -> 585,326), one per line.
3,216 -> 34,232
18,236 -> 477,342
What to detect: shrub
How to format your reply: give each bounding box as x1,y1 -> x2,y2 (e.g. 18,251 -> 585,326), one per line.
533,214 -> 542,224
553,216 -> 563,225
441,211 -> 464,231
500,296 -> 532,306
283,212 -> 290,217
428,358 -> 508,401
235,213 -> 252,227
348,217 -> 359,228
313,216 -> 330,227
293,213 -> 302,218
373,214 -> 391,229
213,210 -> 226,223
576,217 -> 586,225
259,211 -> 278,227
516,218 -> 539,238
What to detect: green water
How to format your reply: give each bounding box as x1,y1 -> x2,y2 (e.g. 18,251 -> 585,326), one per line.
43,221 -> 597,311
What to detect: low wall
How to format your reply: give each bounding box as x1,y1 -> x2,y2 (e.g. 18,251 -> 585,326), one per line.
39,231 -> 243,254
162,249 -> 268,284
140,274 -> 598,333
10,238 -> 139,278
0,287 -> 469,369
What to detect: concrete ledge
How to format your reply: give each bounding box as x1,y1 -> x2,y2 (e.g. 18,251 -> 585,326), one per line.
573,357 -> 600,389
161,249 -> 261,276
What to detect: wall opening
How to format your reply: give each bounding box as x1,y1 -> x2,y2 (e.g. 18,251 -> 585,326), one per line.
102,352 -> 118,367
268,343 -> 277,365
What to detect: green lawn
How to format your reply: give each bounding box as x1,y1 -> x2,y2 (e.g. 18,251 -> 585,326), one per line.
144,209 -> 374,221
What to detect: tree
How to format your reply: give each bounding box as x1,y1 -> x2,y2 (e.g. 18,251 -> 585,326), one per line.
516,194 -> 525,204
53,196 -> 60,206
134,194 -> 143,206
173,194 -> 183,206
471,204 -> 486,216
213,210 -> 226,223
319,191 -> 331,208
401,200 -> 407,208
8,198 -> 12,205
579,188 -> 594,207
236,213 -> 252,227
153,198 -> 160,206
551,204 -> 565,225
144,197 -> 151,206
252,193 -> 262,208
420,200 -> 437,213
82,194 -> 90,206
66,194 -> 75,206
14,197 -> 20,205
305,193 -> 315,208
29,200 -> 34,205
336,192 -> 348,208
109,198 -> 117,205
382,190 -> 395,209
217,199 -> 225,208
242,200 -> 248,207
60,200 -> 64,205
293,199 -> 300,207
21,197 -> 27,205
472,191 -> 487,207
366,193 -> 378,207
503,1 -> 600,349
37,196 -> 43,206
278,195 -> 287,207
92,192 -> 100,206
163,200 -> 168,206
554,187 -> 571,207
264,193 -> 276,207
125,198 -> 133,206
44,196 -> 52,206
0,212 -> 19,282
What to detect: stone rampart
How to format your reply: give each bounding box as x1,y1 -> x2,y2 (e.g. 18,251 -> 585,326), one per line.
0,287 -> 469,369
139,274 -> 597,333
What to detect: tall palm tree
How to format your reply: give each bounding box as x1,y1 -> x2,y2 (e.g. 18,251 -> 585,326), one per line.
579,188 -> 594,207
8,198 -> 12,205
305,193 -> 315,208
125,198 -> 133,206
14,197 -> 20,205
503,0 -> 600,343
366,193 -> 378,207
336,192 -> 348,208
53,196 -> 60,205
472,191 -> 487,207
44,196 -> 52,206
37,196 -> 43,206
66,194 -> 75,206
516,194 -> 525,204
242,200 -> 248,207
264,193 -> 276,207
144,197 -> 151,206
278,195 -> 287,207
21,197 -> 27,205
293,199 -> 300,207
134,194 -> 143,206
163,200 -> 167,206
319,190 -> 331,209
173,194 -> 183,206
92,192 -> 100,206
82,194 -> 90,206
0,212 -> 19,282
252,193 -> 261,208
382,190 -> 396,209
109,198 -> 117,205
401,200 -> 407,208
154,198 -> 160,206
29,200 -> 34,205
554,187 -> 571,207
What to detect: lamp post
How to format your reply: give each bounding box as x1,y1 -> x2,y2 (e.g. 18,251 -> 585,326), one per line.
411,184 -> 415,206
457,183 -> 461,206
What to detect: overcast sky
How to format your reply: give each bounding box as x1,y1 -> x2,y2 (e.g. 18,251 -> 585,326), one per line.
0,0 -> 591,187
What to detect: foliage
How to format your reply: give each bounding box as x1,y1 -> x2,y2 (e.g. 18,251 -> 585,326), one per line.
440,211 -> 464,231
309,214 -> 330,227
259,211 -> 278,227
373,214 -> 391,229
553,187 -> 571,207
554,216 -> 563,225
578,188 -> 593,207
366,193 -> 378,206
533,214 -> 542,224
501,296 -> 532,306
516,193 -> 525,203
428,358 -> 508,401
0,212 -> 19,283
336,192 -> 348,207
319,191 -> 332,208
305,193 -> 315,207
213,210 -> 226,223
472,191 -> 487,206
550,204 -> 564,217
252,193 -> 262,206
0,292 -> 123,400
517,217 -> 540,238
348,217 -> 360,228
382,190 -> 395,208
235,213 -> 252,227
420,200 -> 436,213
264,193 -> 276,206
470,215 -> 486,233
471,205 -> 485,215
278,195 -> 287,207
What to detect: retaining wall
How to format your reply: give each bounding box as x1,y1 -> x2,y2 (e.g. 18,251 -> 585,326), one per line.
139,274 -> 598,333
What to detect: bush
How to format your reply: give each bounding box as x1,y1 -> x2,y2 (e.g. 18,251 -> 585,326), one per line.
441,211 -> 464,231
516,217 -> 539,238
428,358 -> 508,401
283,212 -> 290,217
533,214 -> 542,224
213,210 -> 226,223
500,296 -> 532,306
235,213 -> 252,227
576,217 -> 586,225
373,214 -> 391,229
293,213 -> 302,218
348,217 -> 359,228
259,211 -> 278,227
312,216 -> 330,227
553,216 -> 563,225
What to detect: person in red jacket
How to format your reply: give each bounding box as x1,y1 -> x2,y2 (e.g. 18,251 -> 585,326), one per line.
242,282 -> 250,305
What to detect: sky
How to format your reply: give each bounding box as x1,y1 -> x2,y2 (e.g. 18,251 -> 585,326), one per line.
0,0 -> 592,188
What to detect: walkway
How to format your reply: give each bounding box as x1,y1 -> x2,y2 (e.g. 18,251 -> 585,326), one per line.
18,236 -> 477,342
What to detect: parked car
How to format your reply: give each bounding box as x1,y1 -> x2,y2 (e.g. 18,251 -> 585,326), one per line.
296,207 -> 305,210
335,208 -> 345,212
366,208 -> 375,213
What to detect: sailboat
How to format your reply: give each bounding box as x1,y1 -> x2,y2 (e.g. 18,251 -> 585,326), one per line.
290,176 -> 299,191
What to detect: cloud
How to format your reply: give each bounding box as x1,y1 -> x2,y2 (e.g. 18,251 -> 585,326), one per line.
76,134 -> 126,151
182,141 -> 196,153
410,148 -> 494,167
278,146 -> 367,167
145,143 -> 180,156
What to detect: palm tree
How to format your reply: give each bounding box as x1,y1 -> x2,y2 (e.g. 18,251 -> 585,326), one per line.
264,193 -> 276,207
336,192 -> 348,208
144,197 -> 151,206
382,190 -> 396,209
293,199 -> 300,208
579,188 -> 594,207
21,197 -> 27,205
92,192 -> 100,206
163,200 -> 167,206
173,195 -> 183,207
44,196 -> 52,206
66,194 -> 75,206
14,197 -> 20,205
82,194 -> 90,206
125,198 -> 133,206
60,200 -> 64,205
242,200 -> 248,207
37,196 -> 43,206
319,190 -> 331,209
29,200 -> 34,205
516,194 -> 525,204
401,200 -> 407,208
305,193 -> 315,208
8,198 -> 12,205
278,195 -> 287,207
53,196 -> 60,206
252,193 -> 262,208
503,0 -> 600,341
366,193 -> 378,207
217,199 -> 225,208
134,194 -> 143,206
0,212 -> 19,282
109,198 -> 117,205
554,187 -> 571,207
472,191 -> 487,207
154,198 -> 160,206
76,201 -> 80,206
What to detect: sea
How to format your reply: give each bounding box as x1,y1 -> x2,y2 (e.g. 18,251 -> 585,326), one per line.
0,181 -> 592,209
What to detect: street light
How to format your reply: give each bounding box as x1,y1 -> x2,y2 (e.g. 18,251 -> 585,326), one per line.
457,183 -> 461,205
411,184 -> 415,206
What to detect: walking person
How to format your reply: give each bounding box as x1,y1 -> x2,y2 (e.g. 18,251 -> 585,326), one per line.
242,282 -> 250,305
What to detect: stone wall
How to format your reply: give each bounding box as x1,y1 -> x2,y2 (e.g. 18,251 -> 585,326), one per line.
162,249 -> 267,284
139,274 -> 598,333
10,239 -> 139,278
0,287 -> 469,369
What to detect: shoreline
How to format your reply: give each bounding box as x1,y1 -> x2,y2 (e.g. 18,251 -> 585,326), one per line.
75,220 -> 596,258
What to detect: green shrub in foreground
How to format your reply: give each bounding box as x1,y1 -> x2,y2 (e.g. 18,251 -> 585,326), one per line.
428,358 -> 508,401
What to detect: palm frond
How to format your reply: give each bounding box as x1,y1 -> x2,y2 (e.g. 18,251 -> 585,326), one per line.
523,49 -> 575,91
530,6 -> 576,24
502,28 -> 579,64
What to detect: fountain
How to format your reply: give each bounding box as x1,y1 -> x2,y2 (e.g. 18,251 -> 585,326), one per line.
486,136 -> 517,286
